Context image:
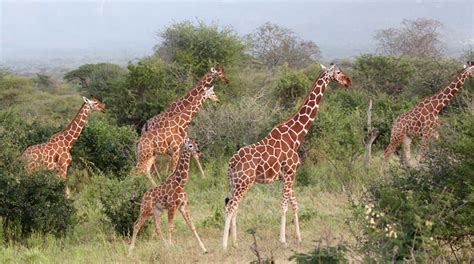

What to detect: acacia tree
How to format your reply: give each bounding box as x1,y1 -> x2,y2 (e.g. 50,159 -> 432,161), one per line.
247,22 -> 321,69
64,63 -> 127,97
374,18 -> 446,58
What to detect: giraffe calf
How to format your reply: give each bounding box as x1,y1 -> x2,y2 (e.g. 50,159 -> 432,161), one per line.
128,138 -> 207,254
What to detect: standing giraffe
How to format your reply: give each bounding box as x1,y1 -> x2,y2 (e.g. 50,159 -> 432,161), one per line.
222,64 -> 352,249
382,61 -> 474,167
134,86 -> 218,185
129,138 -> 207,254
23,97 -> 107,192
140,64 -> 229,178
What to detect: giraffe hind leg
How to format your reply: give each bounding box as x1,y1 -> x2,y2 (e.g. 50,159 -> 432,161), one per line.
179,203 -> 207,253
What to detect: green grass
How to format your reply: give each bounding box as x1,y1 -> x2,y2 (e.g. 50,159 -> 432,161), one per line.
0,159 -> 359,263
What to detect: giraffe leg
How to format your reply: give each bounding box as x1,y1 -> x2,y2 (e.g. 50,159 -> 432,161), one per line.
167,207 -> 176,244
153,208 -> 164,241
419,133 -> 432,164
402,136 -> 414,167
152,163 -> 161,181
289,189 -> 302,244
128,208 -> 152,255
57,164 -> 71,198
179,203 -> 207,253
381,133 -> 404,174
279,169 -> 297,246
223,176 -> 253,249
231,209 -> 238,247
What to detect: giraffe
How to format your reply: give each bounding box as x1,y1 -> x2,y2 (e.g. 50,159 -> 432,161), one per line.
23,97 -> 107,193
129,138 -> 207,255
222,63 -> 352,249
134,85 -> 218,186
140,64 -> 229,178
382,61 -> 474,167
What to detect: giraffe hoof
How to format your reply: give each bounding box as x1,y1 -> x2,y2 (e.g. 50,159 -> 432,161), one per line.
280,241 -> 288,248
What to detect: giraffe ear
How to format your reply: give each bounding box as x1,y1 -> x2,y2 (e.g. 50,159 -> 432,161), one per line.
464,64 -> 467,69
82,96 -> 92,104
211,67 -> 216,73
320,64 -> 327,70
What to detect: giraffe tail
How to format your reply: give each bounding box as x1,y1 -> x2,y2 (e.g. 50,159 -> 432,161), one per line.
224,197 -> 230,206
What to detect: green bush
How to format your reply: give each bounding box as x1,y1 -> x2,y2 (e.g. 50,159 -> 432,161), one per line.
155,20 -> 245,77
350,112 -> 473,262
72,117 -> 138,179
0,171 -> 76,241
274,65 -> 312,109
99,176 -> 149,236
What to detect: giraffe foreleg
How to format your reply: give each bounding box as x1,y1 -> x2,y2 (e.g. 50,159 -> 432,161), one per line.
167,207 -> 176,244
289,189 -> 302,244
153,208 -> 164,242
402,136 -> 414,167
419,133 -> 433,164
179,202 -> 207,253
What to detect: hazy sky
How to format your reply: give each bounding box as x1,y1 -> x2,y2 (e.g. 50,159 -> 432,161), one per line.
1,0 -> 473,63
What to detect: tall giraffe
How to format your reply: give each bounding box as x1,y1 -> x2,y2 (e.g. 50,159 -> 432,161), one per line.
222,64 -> 352,249
23,97 -> 107,190
129,138 -> 207,254
141,64 -> 229,177
383,61 -> 474,167
134,86 -> 219,185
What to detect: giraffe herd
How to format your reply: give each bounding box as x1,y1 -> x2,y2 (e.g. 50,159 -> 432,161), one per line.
22,61 -> 473,253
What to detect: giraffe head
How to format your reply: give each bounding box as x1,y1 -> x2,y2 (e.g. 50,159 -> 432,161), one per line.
203,86 -> 219,102
183,138 -> 205,177
82,96 -> 108,113
321,63 -> 352,87
211,63 -> 230,84
464,61 -> 474,78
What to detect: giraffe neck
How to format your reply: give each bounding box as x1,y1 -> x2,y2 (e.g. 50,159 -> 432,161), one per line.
175,90 -> 207,129
427,70 -> 468,113
165,72 -> 214,115
279,71 -> 330,149
50,103 -> 91,149
166,151 -> 191,187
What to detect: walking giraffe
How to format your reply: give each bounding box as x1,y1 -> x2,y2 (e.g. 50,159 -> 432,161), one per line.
136,64 -> 229,181
23,97 -> 107,194
382,61 -> 474,167
222,63 -> 352,249
129,138 -> 207,254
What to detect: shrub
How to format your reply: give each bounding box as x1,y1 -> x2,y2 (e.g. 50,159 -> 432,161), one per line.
350,112 -> 473,262
72,117 -> 138,179
0,171 -> 76,241
274,65 -> 312,109
99,176 -> 149,236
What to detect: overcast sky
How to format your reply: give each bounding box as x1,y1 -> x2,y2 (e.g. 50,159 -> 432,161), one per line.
1,0 -> 473,63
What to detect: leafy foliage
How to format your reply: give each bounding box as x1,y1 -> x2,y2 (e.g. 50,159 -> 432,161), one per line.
64,63 -> 127,98
72,117 -> 138,179
99,177 -> 149,236
350,112 -> 473,262
0,171 -> 76,241
155,20 -> 245,77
